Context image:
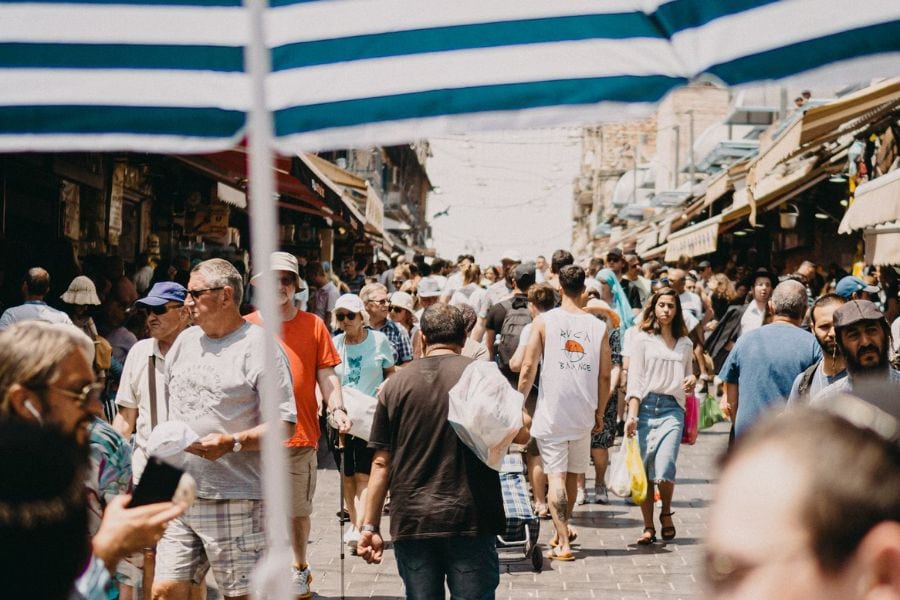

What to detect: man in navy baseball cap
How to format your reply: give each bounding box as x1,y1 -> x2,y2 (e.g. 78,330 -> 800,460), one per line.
835,276 -> 880,301
135,282 -> 188,308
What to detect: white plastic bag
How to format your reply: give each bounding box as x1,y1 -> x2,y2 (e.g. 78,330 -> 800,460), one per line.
341,386 -> 377,441
448,361 -> 524,470
606,443 -> 631,498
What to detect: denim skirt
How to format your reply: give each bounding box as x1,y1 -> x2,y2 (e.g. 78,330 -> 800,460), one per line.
636,393 -> 684,482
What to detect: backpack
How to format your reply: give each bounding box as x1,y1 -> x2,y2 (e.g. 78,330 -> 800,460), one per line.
496,297 -> 531,372
796,362 -> 819,400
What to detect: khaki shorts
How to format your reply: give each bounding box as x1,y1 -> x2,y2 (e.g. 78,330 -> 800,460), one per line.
536,435 -> 591,475
289,446 -> 317,518
155,499 -> 265,597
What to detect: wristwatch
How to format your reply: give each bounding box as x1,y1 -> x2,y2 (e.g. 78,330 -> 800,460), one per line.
360,524 -> 379,534
232,434 -> 243,453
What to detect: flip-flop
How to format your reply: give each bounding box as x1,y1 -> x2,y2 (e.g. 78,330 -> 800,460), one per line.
546,547 -> 575,561
548,527 -> 578,548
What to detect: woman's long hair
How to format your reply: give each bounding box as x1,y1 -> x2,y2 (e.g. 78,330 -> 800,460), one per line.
640,287 -> 688,339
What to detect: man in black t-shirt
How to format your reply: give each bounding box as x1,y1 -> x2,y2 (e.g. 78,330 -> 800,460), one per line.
357,304 -> 529,598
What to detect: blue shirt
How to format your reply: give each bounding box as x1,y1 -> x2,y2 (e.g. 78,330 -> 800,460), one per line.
373,319 -> 413,365
333,329 -> 395,397
721,323 -> 822,437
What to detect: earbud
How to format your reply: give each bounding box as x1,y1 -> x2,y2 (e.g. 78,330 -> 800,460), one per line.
24,400 -> 43,424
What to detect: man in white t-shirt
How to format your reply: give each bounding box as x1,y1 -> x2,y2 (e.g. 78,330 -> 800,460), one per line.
517,265 -> 611,561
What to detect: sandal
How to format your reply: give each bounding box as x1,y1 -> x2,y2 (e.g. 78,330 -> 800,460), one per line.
637,527 -> 657,546
534,502 -> 551,520
660,511 -> 676,541
549,527 -> 578,548
546,547 -> 575,561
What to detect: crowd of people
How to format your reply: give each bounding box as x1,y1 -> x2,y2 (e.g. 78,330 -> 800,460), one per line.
0,245 -> 898,600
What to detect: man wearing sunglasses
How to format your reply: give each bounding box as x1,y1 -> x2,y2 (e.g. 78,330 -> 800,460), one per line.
246,252 -> 350,599
361,282 -> 413,366
114,282 -> 191,484
154,259 -> 295,600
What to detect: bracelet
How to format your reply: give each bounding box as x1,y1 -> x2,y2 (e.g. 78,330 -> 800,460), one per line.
327,406 -> 346,416
360,524 -> 380,534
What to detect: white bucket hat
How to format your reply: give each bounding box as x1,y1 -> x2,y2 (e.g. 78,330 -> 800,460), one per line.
60,276 -> 101,305
334,293 -> 366,314
250,251 -> 300,285
389,291 -> 415,315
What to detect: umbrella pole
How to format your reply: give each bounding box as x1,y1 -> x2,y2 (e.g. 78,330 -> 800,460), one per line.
244,0 -> 292,597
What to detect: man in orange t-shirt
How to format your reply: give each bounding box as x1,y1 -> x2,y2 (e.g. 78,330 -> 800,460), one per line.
245,252 -> 348,599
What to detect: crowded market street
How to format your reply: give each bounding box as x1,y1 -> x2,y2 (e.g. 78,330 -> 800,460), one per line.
305,422 -> 728,600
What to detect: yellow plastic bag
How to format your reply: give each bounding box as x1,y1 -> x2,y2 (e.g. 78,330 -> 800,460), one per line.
624,437 -> 648,505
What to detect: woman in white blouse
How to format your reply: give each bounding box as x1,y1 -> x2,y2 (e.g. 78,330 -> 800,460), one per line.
624,287 -> 695,545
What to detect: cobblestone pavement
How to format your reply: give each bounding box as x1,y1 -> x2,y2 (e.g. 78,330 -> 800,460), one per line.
306,421 -> 731,599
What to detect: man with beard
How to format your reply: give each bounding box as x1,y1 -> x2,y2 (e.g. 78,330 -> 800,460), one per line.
813,300 -> 900,402
0,321 -> 183,598
788,294 -> 848,403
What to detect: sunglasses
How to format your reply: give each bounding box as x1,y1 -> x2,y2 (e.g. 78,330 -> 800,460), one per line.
393,280 -> 405,287
277,275 -> 296,286
145,303 -> 181,316
335,312 -> 358,322
389,306 -> 406,314
367,299 -> 389,306
187,286 -> 224,299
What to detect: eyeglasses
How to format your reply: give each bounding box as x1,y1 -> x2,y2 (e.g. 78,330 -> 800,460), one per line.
367,299 -> 389,306
389,306 -> 405,314
393,280 -> 405,287
277,275 -> 296,286
145,303 -> 181,316
187,287 -> 224,299
335,312 -> 358,322
40,382 -> 105,408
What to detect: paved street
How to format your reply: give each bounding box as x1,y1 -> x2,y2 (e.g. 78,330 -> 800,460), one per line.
305,421 -> 730,599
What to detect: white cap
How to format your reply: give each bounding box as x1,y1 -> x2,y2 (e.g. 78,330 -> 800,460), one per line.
334,293 -> 365,313
417,278 -> 442,298
389,291 -> 415,314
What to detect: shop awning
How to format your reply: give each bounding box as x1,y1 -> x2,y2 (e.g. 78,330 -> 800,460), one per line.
839,168 -> 900,233
175,151 -> 334,219
665,215 -> 722,262
800,78 -> 900,145
292,153 -> 367,233
636,229 -> 659,257
863,220 -> 900,266
295,153 -> 386,235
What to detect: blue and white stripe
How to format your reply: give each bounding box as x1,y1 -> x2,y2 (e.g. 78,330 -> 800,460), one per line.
1,0 -> 899,152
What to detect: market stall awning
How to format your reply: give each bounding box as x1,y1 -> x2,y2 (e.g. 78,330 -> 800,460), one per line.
292,153 -> 367,232
665,215 -> 722,262
863,220 -> 900,266
298,153 -> 385,235
839,168 -> 900,233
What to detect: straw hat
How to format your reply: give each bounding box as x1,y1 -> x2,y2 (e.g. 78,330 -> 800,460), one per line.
60,276 -> 101,306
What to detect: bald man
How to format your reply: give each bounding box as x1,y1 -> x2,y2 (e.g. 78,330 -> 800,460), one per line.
0,267 -> 73,330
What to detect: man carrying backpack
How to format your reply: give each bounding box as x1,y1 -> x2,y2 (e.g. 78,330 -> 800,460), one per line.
485,262 -> 535,386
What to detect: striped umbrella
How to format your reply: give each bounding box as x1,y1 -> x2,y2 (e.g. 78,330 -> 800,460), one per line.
2,0 -> 899,152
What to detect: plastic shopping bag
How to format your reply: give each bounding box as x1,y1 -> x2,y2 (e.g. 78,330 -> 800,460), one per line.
699,393 -> 725,430
606,443 -> 631,498
624,437 -> 648,504
448,361 -> 524,470
341,386 -> 378,441
681,393 -> 699,445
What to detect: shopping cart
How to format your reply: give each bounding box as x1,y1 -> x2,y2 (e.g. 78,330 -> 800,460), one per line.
497,453 -> 542,572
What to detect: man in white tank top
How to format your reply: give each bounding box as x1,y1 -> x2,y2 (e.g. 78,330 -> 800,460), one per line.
518,265 -> 611,561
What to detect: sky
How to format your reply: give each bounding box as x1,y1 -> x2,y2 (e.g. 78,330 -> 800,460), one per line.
427,128 -> 583,266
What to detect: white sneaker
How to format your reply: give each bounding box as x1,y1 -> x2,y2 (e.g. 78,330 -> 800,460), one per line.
576,488 -> 586,505
291,565 -> 313,599
344,525 -> 360,554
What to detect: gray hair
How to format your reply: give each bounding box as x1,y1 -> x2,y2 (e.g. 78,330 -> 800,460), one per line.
192,258 -> 243,307
0,322 -> 94,416
772,279 -> 808,320
359,282 -> 388,304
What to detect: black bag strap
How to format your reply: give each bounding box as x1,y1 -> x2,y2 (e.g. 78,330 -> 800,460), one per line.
797,362 -> 819,399
148,354 -> 159,429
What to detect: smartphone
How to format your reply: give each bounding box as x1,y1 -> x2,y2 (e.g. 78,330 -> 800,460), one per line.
129,456 -> 185,507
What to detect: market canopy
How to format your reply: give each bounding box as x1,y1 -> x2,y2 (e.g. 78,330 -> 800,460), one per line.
3,0 -> 900,153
